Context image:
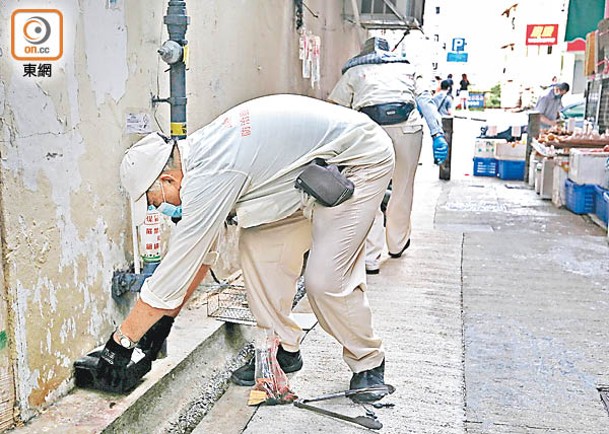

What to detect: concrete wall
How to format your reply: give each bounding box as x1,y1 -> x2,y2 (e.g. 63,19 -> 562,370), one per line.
0,0 -> 364,423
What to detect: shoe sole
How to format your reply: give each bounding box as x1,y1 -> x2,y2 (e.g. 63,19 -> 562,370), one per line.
350,391 -> 388,402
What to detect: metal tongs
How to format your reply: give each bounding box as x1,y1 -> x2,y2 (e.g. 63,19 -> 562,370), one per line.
294,384 -> 395,430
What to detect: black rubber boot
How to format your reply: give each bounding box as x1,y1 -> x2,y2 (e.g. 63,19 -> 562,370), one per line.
349,359 -> 388,402
230,345 -> 303,386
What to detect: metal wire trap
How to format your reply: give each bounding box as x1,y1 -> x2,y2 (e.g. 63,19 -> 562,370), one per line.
598,386 -> 609,416
206,284 -> 256,326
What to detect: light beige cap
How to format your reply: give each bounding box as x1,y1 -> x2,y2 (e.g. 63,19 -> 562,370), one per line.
120,132 -> 173,225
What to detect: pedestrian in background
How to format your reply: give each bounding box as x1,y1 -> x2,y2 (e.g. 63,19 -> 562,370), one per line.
328,36 -> 449,275
98,94 -> 395,403
458,73 -> 470,110
446,73 -> 454,96
433,80 -> 453,117
534,82 -> 570,130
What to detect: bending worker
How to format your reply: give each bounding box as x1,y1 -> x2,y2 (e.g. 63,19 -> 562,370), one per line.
97,94 -> 395,402
328,36 -> 449,274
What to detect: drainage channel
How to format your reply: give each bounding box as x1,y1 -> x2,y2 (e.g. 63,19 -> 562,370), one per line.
165,344 -> 255,434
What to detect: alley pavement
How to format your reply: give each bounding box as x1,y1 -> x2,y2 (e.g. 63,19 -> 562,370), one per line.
9,114 -> 609,433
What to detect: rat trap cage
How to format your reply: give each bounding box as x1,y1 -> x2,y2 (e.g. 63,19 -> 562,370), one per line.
203,272 -> 305,326
204,278 -> 256,326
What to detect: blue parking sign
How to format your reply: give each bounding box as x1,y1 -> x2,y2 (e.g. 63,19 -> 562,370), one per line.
452,38 -> 466,52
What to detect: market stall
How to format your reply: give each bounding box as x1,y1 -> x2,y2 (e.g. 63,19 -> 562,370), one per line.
528,125 -> 609,228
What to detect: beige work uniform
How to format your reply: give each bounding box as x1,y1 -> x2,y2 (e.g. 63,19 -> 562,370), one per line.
140,94 -> 394,373
328,62 -> 430,270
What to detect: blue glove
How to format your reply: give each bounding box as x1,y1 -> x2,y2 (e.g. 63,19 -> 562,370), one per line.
432,134 -> 449,165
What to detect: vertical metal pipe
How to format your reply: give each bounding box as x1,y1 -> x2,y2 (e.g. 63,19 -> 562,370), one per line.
164,1 -> 190,139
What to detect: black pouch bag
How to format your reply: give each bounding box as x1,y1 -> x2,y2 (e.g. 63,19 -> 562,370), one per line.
359,102 -> 415,125
295,159 -> 355,207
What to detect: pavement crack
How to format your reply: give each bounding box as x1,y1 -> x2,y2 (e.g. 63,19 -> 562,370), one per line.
467,420 -> 563,431
460,232 -> 467,417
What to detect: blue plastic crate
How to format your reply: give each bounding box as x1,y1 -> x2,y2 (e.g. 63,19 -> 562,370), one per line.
565,179 -> 595,214
593,185 -> 609,225
473,157 -> 498,177
497,159 -> 525,180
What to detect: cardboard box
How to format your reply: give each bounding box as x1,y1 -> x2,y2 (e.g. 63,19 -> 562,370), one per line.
540,158 -> 555,200
597,19 -> 609,74
474,138 -> 505,158
585,30 -> 597,77
534,162 -> 542,194
528,154 -> 541,187
552,159 -> 569,207
494,141 -> 526,160
568,148 -> 609,185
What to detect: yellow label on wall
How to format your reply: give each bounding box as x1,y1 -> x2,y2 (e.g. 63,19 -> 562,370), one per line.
170,122 -> 187,136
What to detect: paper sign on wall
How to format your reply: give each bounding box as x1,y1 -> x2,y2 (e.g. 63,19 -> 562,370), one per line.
126,112 -> 153,134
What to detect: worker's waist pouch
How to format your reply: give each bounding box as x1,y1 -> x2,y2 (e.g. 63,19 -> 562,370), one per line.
295,159 -> 354,207
359,102 -> 415,125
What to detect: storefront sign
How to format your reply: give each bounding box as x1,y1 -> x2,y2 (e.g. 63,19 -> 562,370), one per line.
526,24 -> 558,46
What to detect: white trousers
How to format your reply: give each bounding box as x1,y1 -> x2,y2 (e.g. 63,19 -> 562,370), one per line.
239,158 -> 393,373
366,127 -> 423,270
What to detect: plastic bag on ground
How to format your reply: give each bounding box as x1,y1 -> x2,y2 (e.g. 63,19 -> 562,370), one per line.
247,329 -> 298,406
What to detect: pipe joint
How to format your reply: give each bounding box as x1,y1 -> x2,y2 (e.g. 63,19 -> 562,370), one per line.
164,15 -> 190,42
158,40 -> 183,64
164,15 -> 190,26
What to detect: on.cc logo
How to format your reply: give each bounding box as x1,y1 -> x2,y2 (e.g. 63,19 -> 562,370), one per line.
11,9 -> 63,61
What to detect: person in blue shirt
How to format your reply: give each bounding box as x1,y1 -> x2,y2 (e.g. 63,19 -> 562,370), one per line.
433,80 -> 453,116
534,82 -> 569,129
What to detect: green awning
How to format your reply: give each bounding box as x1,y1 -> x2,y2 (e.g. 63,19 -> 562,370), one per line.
564,0 -> 605,41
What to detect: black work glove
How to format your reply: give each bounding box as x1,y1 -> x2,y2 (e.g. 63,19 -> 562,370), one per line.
96,333 -> 134,388
136,316 -> 175,361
